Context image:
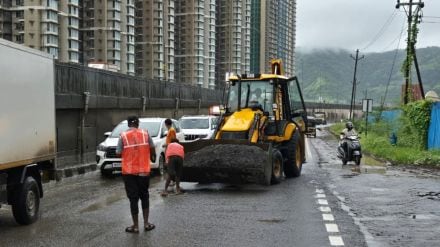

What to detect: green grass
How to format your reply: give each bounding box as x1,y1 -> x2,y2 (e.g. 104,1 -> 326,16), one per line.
329,123 -> 440,167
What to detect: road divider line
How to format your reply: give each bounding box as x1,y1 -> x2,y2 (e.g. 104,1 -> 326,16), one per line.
319,206 -> 331,212
322,214 -> 335,221
315,193 -> 326,198
317,199 -> 329,205
329,236 -> 345,246
315,187 -> 345,246
325,223 -> 340,233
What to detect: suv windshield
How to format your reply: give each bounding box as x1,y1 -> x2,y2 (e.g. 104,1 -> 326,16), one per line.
110,121 -> 161,137
228,80 -> 273,113
180,118 -> 209,129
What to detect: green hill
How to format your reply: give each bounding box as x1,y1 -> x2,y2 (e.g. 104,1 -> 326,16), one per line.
296,47 -> 440,106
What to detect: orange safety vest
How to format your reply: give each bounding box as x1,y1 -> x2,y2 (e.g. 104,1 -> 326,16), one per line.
165,142 -> 184,163
121,128 -> 151,175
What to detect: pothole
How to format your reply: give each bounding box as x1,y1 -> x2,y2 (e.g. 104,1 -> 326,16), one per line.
416,191 -> 440,200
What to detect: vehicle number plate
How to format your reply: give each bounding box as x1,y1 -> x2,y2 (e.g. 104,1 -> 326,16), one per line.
112,163 -> 121,168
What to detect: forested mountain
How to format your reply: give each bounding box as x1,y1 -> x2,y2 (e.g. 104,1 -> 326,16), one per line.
296,47 -> 440,106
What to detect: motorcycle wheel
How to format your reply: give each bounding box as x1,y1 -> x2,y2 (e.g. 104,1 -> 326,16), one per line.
355,156 -> 361,166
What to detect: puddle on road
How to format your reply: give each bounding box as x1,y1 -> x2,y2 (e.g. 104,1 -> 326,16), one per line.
416,191 -> 440,201
80,193 -> 125,213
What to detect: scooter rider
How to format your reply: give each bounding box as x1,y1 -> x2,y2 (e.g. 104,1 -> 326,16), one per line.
340,122 -> 358,159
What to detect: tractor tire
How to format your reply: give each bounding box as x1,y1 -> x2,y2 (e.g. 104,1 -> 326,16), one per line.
284,131 -> 303,178
12,176 -> 40,225
271,150 -> 283,184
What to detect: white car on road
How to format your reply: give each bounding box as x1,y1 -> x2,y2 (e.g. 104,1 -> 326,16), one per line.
179,115 -> 219,141
96,118 -> 184,177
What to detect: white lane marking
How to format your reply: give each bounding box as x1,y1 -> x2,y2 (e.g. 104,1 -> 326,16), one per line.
322,214 -> 335,221
319,206 -> 332,212
329,236 -> 345,246
325,223 -> 340,233
315,193 -> 326,198
315,188 -> 345,246
317,199 -> 329,205
305,137 -> 313,160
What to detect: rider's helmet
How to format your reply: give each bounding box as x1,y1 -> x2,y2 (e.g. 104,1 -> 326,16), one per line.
346,121 -> 353,130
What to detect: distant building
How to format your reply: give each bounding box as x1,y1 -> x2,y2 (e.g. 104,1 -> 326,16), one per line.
135,0 -> 175,80
0,0 -> 80,63
215,0 -> 251,88
250,0 -> 296,76
82,0 -> 135,75
175,0 -> 216,88
401,84 -> 423,102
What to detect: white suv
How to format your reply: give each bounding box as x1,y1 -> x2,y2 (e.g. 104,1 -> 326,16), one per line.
179,115 -> 219,141
96,118 -> 184,177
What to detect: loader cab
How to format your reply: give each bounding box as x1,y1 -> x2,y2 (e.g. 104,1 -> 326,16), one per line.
226,75 -> 306,122
226,77 -> 274,116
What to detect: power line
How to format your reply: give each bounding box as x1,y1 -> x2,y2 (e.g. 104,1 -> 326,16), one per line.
361,10 -> 398,51
381,19 -> 407,52
380,20 -> 405,110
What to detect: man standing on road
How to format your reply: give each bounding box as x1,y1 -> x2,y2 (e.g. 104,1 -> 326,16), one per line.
116,116 -> 156,233
161,138 -> 185,196
162,118 -> 177,185
163,118 -> 176,148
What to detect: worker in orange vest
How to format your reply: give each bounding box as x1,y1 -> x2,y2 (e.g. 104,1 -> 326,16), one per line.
116,116 -> 156,233
162,118 -> 177,185
161,138 -> 184,196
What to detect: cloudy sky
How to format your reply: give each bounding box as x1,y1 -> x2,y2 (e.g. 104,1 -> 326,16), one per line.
296,0 -> 440,52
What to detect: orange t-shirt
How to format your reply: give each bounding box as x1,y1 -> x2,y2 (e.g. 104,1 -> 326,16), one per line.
166,127 -> 177,145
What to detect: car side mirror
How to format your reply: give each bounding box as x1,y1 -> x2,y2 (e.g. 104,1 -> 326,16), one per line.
104,132 -> 111,138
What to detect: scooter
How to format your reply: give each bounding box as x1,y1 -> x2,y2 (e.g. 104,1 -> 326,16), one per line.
337,135 -> 362,166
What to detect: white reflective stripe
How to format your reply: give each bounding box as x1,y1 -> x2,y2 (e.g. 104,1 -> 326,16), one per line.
122,132 -> 130,146
141,129 -> 147,144
124,143 -> 149,148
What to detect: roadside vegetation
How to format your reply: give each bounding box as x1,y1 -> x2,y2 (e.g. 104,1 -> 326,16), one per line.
330,100 -> 440,167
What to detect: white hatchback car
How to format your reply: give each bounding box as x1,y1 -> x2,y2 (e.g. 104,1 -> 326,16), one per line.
179,115 -> 219,141
96,118 -> 184,177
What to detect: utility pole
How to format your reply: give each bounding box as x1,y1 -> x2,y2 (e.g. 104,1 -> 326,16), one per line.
349,49 -> 364,120
396,0 -> 425,104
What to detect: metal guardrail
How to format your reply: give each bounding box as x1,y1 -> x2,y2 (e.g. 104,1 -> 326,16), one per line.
55,62 -> 223,102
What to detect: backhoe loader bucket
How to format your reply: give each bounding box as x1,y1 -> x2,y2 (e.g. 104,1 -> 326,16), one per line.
181,140 -> 272,185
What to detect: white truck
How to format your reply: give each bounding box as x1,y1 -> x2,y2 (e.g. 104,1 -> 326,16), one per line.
0,39 -> 57,225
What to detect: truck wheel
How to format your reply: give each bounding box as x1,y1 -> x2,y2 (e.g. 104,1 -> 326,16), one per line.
12,176 -> 40,225
284,131 -> 303,178
271,150 -> 283,184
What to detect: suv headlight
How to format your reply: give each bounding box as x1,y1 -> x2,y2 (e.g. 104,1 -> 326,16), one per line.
97,144 -> 107,152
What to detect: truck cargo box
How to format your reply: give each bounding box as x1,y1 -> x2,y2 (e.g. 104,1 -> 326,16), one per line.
0,39 -> 56,170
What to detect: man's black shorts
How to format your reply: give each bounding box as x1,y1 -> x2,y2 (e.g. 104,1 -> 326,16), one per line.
167,156 -> 183,178
123,175 -> 150,200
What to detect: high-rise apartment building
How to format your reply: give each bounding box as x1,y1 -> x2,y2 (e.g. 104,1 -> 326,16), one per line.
82,0 -> 135,75
250,0 -> 296,76
135,0 -> 174,80
0,0 -> 80,63
175,0 -> 216,88
215,0 -> 250,87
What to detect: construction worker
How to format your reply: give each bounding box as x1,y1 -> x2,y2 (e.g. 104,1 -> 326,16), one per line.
116,116 -> 156,233
161,138 -> 185,196
162,118 -> 177,185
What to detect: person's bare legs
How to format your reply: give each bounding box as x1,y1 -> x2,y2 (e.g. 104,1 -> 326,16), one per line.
131,213 -> 139,230
161,174 -> 171,196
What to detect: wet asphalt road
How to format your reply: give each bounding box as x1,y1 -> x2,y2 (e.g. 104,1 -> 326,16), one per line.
0,128 -> 439,246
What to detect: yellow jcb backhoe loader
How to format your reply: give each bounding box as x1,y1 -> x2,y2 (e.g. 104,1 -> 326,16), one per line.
181,60 -> 307,185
